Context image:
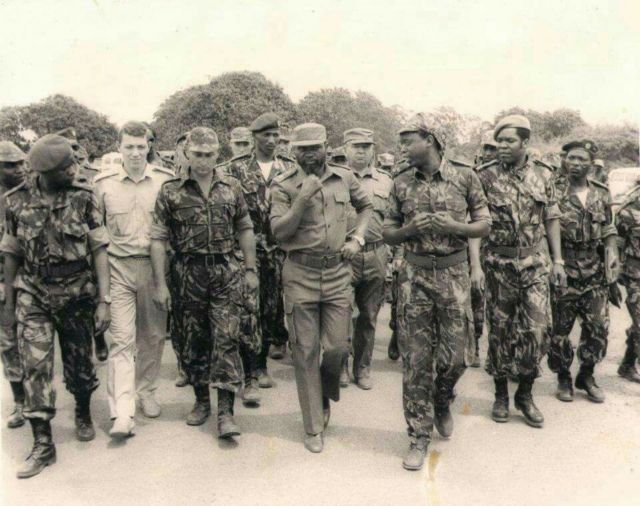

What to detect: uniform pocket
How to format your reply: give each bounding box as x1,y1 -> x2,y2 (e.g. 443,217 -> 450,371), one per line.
284,301 -> 296,344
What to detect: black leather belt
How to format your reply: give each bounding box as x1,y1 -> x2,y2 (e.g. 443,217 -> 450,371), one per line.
174,253 -> 228,267
405,249 -> 468,269
362,240 -> 384,252
488,244 -> 539,259
287,251 -> 344,269
39,259 -> 89,280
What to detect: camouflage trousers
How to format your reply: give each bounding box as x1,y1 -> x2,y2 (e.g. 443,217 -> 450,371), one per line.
548,284 -> 609,373
16,290 -> 98,421
470,283 -> 485,343
484,259 -> 550,378
169,254 -> 244,392
621,274 -> 640,360
0,300 -> 22,382
350,246 -> 387,375
400,260 -> 474,442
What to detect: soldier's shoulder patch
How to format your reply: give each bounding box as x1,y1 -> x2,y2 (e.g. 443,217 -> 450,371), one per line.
448,158 -> 472,168
475,159 -> 499,172
533,159 -> 555,173
92,168 -> 119,184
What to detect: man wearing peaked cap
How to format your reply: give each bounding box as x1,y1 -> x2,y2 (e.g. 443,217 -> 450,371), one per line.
150,126 -> 256,439
592,157 -> 608,185
269,122 -> 373,453
93,121 -> 176,438
384,113 -> 491,471
219,113 -> 296,404
229,127 -> 253,158
0,133 -> 112,477
341,127 -> 392,391
471,114 -> 567,430
0,141 -> 27,431
276,127 -> 292,158
476,130 -> 498,167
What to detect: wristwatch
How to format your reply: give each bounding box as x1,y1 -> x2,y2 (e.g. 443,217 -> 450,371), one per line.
353,235 -> 365,247
99,295 -> 112,304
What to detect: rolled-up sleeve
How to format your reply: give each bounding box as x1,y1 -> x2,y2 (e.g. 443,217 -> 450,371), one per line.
543,177 -> 562,221
150,188 -> 170,241
85,191 -> 110,251
269,181 -> 290,224
348,173 -> 372,213
383,183 -> 403,232
601,190 -> 617,239
467,171 -> 491,226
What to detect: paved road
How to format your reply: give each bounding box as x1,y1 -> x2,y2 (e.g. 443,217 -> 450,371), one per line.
2,302 -> 639,506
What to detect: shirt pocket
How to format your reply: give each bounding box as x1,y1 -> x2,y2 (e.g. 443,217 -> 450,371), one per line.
60,222 -> 90,261
333,190 -> 349,222
174,204 -> 207,249
106,201 -> 135,238
526,190 -> 547,225
372,188 -> 389,217
587,201 -> 606,241
208,200 -> 236,244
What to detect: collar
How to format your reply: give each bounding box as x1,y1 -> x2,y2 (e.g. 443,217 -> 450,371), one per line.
353,165 -> 374,179
293,164 -> 343,188
27,177 -> 71,210
117,163 -> 151,183
414,158 -> 449,182
177,167 -> 226,189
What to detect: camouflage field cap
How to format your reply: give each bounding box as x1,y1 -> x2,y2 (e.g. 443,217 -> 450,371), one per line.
378,153 -> 395,167
249,112 -> 279,133
343,128 -> 375,145
29,134 -> 76,172
397,113 -> 446,152
230,127 -> 252,143
186,127 -> 219,153
0,141 -> 26,162
290,123 -> 327,147
481,130 -> 498,148
494,115 -> 531,140
561,139 -> 598,158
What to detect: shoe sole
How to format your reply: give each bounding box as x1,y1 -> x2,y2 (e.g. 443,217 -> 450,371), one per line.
402,462 -> 423,471
76,432 -> 96,442
515,407 -> 544,428
7,420 -> 26,429
355,383 -> 372,391
270,353 -> 284,360
242,399 -> 261,407
491,414 -> 509,423
109,429 -> 134,438
186,415 -> 210,426
258,382 -> 274,389
16,455 -> 57,479
218,431 -> 241,439
555,394 -> 574,402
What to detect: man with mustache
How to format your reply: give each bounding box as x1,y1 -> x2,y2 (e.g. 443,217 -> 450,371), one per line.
270,123 -> 372,453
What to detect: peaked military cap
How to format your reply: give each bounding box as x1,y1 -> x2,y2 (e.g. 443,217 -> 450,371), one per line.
291,123 -> 327,147
343,128 -> 375,145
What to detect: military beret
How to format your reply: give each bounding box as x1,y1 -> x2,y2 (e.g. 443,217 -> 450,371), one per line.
397,113 -> 446,152
561,139 -> 598,158
593,158 -> 605,168
28,134 -> 76,173
186,127 -> 219,153
494,115 -> 531,140
249,112 -> 280,133
290,123 -> 327,147
481,130 -> 498,148
343,128 -> 375,145
0,141 -> 26,162
230,127 -> 252,143
378,153 -> 395,167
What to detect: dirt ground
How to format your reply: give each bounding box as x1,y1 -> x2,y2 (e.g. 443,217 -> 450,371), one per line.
1,302 -> 639,506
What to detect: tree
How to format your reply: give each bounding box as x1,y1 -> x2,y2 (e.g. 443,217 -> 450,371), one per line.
0,95 -> 118,157
152,72 -> 297,159
296,88 -> 403,153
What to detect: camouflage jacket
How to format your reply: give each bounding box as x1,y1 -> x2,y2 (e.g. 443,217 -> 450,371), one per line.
385,158 -> 490,256
218,152 -> 297,250
0,179 -> 109,299
615,186 -> 640,280
557,178 -> 615,287
476,156 -> 560,268
150,168 -> 253,255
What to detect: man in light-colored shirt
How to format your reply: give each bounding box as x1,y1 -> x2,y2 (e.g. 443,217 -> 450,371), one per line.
94,121 -> 175,438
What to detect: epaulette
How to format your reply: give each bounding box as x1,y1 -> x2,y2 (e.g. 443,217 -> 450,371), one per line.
587,177 -> 609,191
327,161 -> 350,171
475,159 -> 500,172
449,158 -> 472,168
533,159 -> 555,172
273,167 -> 298,184
150,164 -> 175,177
3,181 -> 27,199
93,168 -> 120,184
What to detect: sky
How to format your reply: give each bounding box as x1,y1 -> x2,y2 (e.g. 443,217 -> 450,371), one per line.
1,0 -> 639,127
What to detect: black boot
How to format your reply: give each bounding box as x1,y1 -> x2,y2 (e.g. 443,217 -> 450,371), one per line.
94,331 -> 108,362
387,332 -> 400,361
74,393 -> 95,442
217,390 -> 240,439
434,377 -> 454,437
16,419 -> 56,479
575,364 -> 605,403
7,381 -> 25,429
186,385 -> 211,426
555,370 -> 574,402
618,342 -> 640,383
514,375 -> 544,428
491,377 -> 509,423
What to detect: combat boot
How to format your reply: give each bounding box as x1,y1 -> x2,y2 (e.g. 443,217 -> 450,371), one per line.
270,344 -> 286,360
242,378 -> 261,407
555,371 -> 574,402
217,389 -> 240,439
387,332 -> 400,361
186,385 -> 211,426
491,377 -> 509,423
257,369 -> 275,388
514,375 -> 544,428
575,364 -> 605,403
16,419 -> 56,479
434,378 -> 454,438
354,366 -> 373,390
74,393 -> 95,441
340,356 -> 350,387
617,344 -> 640,383
402,437 -> 429,471
7,381 -> 25,429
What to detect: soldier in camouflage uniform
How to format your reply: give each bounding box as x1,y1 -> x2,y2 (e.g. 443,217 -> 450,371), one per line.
229,127 -> 253,158
343,128 -> 393,390
270,123 -> 372,454
547,140 -> 618,403
471,115 -> 567,429
0,141 -> 27,429
219,113 -> 297,404
145,124 -> 176,170
383,113 -> 491,471
614,182 -> 640,383
592,159 -> 608,186
151,127 -> 257,439
1,134 -> 111,478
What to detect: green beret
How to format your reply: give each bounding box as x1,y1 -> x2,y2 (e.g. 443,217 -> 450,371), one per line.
343,128 -> 375,145
29,134 -> 76,172
0,141 -> 26,162
187,127 -> 219,153
291,123 -> 327,147
230,127 -> 252,143
561,139 -> 598,158
249,113 -> 280,133
397,113 -> 446,152
494,115 -> 531,140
